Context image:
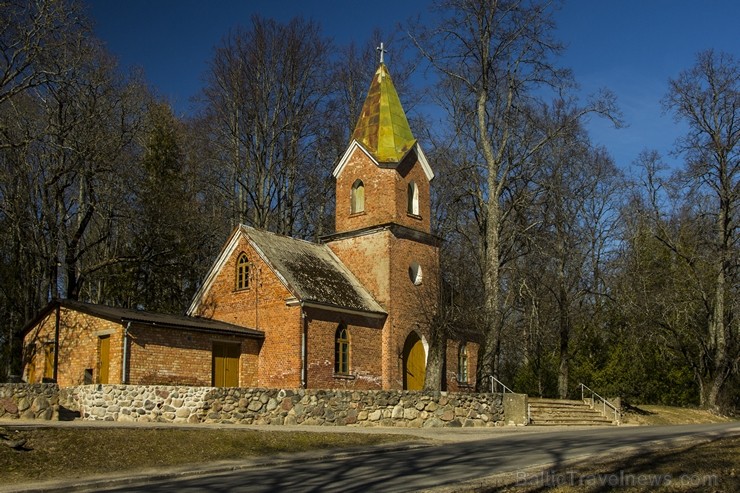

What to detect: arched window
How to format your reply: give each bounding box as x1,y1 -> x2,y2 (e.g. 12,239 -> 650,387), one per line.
350,179 -> 364,214
408,262 -> 423,286
236,253 -> 250,290
458,343 -> 469,383
407,181 -> 419,215
335,325 -> 349,374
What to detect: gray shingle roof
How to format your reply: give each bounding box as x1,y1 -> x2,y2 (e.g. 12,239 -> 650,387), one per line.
243,226 -> 385,316
23,299 -> 264,338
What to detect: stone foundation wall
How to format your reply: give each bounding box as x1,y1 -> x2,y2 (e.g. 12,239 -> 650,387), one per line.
1,384 -> 528,427
0,383 -> 61,420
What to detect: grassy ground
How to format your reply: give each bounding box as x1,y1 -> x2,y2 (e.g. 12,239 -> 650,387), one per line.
1,405 -> 735,488
0,426 -> 417,485
621,404 -> 735,426
485,404 -> 739,492
494,435 -> 740,492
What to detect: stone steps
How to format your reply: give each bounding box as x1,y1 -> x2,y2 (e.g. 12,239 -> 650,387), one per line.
528,397 -> 616,426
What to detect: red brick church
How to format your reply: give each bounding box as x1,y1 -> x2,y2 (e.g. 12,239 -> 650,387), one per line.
22,61 -> 479,391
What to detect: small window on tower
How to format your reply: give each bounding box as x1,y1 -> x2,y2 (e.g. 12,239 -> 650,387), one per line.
409,262 -> 423,285
407,181 -> 419,215
351,179 -> 365,214
458,343 -> 469,383
236,253 -> 250,290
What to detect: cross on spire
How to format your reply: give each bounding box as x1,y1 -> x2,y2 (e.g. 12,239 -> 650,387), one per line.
376,42 -> 387,64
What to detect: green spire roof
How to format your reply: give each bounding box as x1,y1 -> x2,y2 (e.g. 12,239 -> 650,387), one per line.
351,63 -> 416,163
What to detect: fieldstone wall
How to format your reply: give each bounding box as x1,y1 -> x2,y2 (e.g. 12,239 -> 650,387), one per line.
0,383 -> 59,420
75,385 -> 210,423
77,386 -> 519,427
1,384 -> 528,427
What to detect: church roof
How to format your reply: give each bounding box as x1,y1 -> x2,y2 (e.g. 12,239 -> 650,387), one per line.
243,226 -> 386,316
188,226 -> 386,318
351,63 -> 416,164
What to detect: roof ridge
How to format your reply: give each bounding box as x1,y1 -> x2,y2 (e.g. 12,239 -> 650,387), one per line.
240,224 -> 324,249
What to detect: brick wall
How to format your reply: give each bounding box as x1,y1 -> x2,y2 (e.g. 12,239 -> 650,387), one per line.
23,308 -> 122,387
387,234 -> 440,389
194,236 -> 302,388
23,305 -> 262,389
328,229 -> 445,390
335,148 -> 431,234
328,142 -> 479,391
127,325 -> 260,387
445,339 -> 480,392
327,232 -> 391,307
303,308 -> 384,390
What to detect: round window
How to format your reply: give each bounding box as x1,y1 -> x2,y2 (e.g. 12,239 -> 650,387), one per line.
408,262 -> 423,285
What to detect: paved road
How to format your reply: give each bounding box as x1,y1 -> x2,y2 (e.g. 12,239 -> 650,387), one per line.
98,423 -> 739,492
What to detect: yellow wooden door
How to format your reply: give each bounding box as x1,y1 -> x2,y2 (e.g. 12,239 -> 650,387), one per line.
27,357 -> 35,383
98,335 -> 110,384
44,344 -> 55,380
403,332 -> 426,390
212,342 -> 240,387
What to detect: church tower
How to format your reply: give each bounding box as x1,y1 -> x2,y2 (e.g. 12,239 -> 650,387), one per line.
325,60 -> 440,390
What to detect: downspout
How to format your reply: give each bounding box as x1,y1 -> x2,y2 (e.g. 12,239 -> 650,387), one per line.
122,322 -> 131,384
301,309 -> 307,389
53,303 -> 61,383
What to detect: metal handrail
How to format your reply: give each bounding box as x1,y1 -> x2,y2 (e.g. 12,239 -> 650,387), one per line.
488,375 -> 513,394
579,383 -> 621,424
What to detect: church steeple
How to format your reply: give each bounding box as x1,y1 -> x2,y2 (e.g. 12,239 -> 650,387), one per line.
325,53 -> 443,392
331,59 -> 434,236
351,63 -> 416,164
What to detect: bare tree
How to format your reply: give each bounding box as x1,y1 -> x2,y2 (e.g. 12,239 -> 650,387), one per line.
412,0 -> 620,390
0,2 -> 149,377
199,16 -> 332,237
0,0 -> 84,106
529,121 -> 623,398
35,39 -> 147,300
656,50 -> 739,410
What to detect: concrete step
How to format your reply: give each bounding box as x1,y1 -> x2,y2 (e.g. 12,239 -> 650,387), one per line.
530,413 -> 612,421
528,400 -> 590,408
532,412 -> 609,419
529,398 -> 584,405
529,420 -> 613,426
528,398 -> 617,426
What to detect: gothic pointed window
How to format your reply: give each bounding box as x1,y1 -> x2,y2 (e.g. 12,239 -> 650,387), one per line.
409,262 -> 423,286
458,343 -> 469,383
407,181 -> 419,215
335,325 -> 349,374
351,179 -> 364,214
236,253 -> 250,290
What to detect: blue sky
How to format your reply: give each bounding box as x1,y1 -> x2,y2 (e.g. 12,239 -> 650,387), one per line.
85,0 -> 739,171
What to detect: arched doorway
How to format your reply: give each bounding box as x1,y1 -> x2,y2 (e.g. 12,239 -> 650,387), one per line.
402,331 -> 426,390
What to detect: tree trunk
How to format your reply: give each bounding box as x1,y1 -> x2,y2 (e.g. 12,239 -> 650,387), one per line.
477,199 -> 502,391
706,259 -> 728,410
557,277 -> 570,399
423,319 -> 447,391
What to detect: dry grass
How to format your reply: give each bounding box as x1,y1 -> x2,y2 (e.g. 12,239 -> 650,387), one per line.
0,426 -> 417,485
622,404 -> 734,426
1,405 -> 735,489
496,435 -> 740,492
485,405 -> 739,492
